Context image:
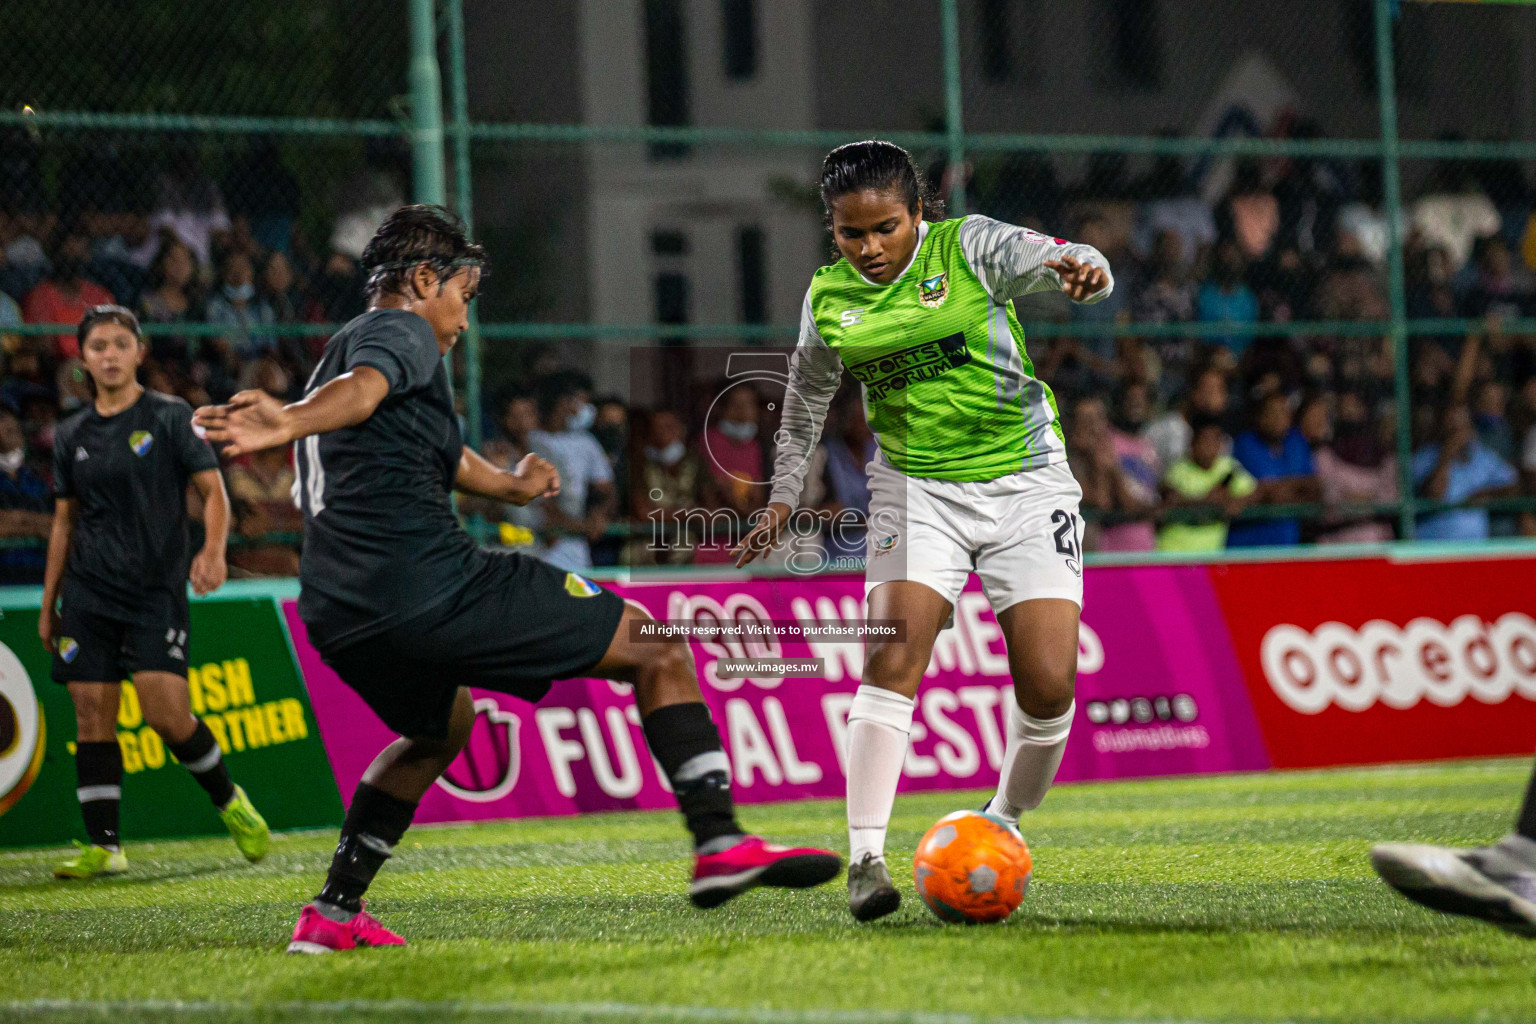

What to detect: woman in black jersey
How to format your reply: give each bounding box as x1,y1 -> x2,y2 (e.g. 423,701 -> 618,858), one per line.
41,305 -> 270,879
196,206 -> 838,953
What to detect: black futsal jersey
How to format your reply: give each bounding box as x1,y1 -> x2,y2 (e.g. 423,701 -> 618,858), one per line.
293,307 -> 624,740
52,390 -> 218,623
294,308 -> 480,650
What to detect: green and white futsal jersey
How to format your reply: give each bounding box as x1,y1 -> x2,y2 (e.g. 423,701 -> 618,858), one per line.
768,215 -> 1113,507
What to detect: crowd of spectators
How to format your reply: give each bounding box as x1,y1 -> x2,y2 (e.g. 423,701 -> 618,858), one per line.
974,148 -> 1536,553
0,137 -> 403,580
5,140 -> 1536,580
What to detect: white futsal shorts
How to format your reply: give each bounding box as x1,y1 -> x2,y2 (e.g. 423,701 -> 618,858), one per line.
863,452 -> 1085,624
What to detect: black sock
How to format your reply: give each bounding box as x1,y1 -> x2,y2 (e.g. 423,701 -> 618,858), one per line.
75,741 -> 123,849
1517,759 -> 1536,842
315,782 -> 419,914
166,720 -> 235,809
641,702 -> 743,849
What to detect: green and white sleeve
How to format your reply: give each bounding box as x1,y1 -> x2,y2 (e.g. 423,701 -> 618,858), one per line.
767,290 -> 845,508
958,214 -> 1115,305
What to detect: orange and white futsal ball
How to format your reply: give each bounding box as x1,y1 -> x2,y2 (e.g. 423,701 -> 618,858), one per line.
912,810 -> 1033,923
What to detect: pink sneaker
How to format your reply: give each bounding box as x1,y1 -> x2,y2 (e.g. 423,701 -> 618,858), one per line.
690,835 -> 841,908
286,902 -> 406,953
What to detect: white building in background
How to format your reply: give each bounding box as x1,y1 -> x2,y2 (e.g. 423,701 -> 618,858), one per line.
463,0 -> 1536,400
575,0 -> 824,401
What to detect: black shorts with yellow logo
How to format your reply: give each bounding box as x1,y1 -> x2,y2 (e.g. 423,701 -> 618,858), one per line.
312,550 -> 626,740
51,586 -> 191,683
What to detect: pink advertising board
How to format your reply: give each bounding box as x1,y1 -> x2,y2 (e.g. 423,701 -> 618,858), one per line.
284,565 -> 1269,822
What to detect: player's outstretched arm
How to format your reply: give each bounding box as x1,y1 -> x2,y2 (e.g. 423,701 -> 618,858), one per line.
958,215 -> 1113,305
193,368 -> 390,457
455,446 -> 561,506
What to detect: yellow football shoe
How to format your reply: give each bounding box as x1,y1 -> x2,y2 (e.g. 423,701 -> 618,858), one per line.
53,840 -> 128,880
220,784 -> 271,863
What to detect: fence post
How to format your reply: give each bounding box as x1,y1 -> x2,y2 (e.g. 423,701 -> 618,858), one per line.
409,0 -> 448,205
446,0 -> 483,450
939,0 -> 966,216
1374,0 -> 1415,540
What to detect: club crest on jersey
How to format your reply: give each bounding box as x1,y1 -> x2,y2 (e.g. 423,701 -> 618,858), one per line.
917,272 -> 948,308
58,637 -> 78,663
564,572 -> 601,598
128,431 -> 153,456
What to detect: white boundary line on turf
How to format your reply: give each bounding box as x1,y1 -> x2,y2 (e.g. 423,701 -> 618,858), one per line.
1,1000 -> 1214,1024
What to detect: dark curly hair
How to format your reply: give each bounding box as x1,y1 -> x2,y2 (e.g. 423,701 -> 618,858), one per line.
819,140 -> 944,224
360,204 -> 488,301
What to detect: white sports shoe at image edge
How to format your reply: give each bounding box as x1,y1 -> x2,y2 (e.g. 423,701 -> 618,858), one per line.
1371,835 -> 1536,937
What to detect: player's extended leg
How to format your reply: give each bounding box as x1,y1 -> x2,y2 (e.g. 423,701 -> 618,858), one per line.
844,581 -> 951,921
134,670 -> 269,863
290,687 -> 476,954
53,681 -> 128,879
1371,757 -> 1536,936
983,599 -> 1079,826
585,600 -> 841,908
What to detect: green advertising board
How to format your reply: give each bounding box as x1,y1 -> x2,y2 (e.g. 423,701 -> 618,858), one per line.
0,596 -> 343,848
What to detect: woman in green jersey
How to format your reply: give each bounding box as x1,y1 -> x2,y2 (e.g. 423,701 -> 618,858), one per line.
735,141 -> 1113,921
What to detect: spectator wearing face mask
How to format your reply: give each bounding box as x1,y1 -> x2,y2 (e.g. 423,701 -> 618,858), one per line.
206,249 -> 276,360
695,384 -> 767,565
527,371 -> 614,571
628,410 -> 704,566
23,226 -> 115,360
0,406 -> 52,583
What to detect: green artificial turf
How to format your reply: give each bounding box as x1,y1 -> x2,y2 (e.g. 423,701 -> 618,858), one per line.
3,759 -> 1535,1023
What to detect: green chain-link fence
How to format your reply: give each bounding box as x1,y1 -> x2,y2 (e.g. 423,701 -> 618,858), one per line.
4,0 -> 1536,567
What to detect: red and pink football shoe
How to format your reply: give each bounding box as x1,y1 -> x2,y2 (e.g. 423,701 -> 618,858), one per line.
689,835 -> 841,908
286,902 -> 407,953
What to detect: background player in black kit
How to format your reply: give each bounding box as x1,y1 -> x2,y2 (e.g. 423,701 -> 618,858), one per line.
42,306 -> 270,880
193,206 -> 838,954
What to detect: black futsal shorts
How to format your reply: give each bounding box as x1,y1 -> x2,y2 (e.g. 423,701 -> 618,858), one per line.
51,585 -> 190,683
314,551 -> 626,740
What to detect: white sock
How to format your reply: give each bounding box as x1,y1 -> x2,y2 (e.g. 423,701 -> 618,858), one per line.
845,684 -> 915,864
985,699 -> 1074,823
